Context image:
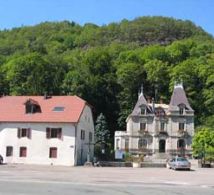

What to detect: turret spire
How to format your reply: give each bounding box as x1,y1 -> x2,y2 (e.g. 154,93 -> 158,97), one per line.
138,84 -> 144,99
132,83 -> 149,116
169,82 -> 193,111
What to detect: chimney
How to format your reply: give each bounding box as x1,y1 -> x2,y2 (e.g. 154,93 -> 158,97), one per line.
159,98 -> 163,104
44,92 -> 48,100
147,96 -> 151,103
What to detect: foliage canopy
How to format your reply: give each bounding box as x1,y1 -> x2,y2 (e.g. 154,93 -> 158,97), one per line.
0,16 -> 213,136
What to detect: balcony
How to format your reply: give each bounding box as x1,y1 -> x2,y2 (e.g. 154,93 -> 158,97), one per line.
177,129 -> 188,137
138,129 -> 149,135
155,129 -> 168,136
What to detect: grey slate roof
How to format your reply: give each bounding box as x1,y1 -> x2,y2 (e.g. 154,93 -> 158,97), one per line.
169,85 -> 193,111
131,93 -> 151,115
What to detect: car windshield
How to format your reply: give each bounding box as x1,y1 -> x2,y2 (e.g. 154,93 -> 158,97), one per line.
177,157 -> 188,162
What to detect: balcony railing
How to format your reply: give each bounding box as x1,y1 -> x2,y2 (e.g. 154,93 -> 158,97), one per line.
155,129 -> 168,135
177,129 -> 188,137
138,129 -> 149,134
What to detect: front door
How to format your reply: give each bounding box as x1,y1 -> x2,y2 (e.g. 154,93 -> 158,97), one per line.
159,139 -> 166,153
177,139 -> 185,156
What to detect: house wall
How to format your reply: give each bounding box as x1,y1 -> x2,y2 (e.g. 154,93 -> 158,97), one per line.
76,105 -> 94,165
0,122 -> 76,166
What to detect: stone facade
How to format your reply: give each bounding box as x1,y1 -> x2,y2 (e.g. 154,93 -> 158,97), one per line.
115,83 -> 194,159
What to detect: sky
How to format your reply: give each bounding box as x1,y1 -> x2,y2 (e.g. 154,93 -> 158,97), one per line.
0,0 -> 213,36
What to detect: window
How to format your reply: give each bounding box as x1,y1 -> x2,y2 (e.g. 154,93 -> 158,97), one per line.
179,123 -> 185,131
52,106 -> 65,112
89,132 -> 93,142
17,128 -> 31,139
178,104 -> 185,115
125,138 -> 129,149
177,157 -> 188,162
21,128 -> 27,137
46,128 -> 62,139
179,107 -> 184,115
138,139 -> 147,149
49,147 -> 57,158
155,107 -> 165,117
51,129 -> 58,138
6,146 -> 13,157
177,139 -> 185,148
81,130 -> 85,140
140,123 -> 146,131
140,107 -> 146,115
160,122 -> 165,131
20,147 -> 27,157
116,138 -> 120,149
25,99 -> 41,114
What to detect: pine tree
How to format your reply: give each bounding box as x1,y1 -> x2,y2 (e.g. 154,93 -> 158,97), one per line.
95,113 -> 110,144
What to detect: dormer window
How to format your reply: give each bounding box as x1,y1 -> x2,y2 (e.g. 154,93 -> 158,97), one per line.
24,99 -> 41,114
160,122 -> 165,131
179,108 -> 184,115
178,104 -> 185,115
155,107 -> 165,117
140,106 -> 146,115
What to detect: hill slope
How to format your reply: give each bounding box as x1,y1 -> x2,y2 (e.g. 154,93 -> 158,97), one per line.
0,16 -> 213,134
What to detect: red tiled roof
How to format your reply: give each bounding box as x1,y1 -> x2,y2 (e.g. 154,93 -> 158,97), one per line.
0,96 -> 87,123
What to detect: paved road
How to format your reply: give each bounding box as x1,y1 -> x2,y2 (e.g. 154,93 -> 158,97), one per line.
0,180 -> 213,195
0,164 -> 213,194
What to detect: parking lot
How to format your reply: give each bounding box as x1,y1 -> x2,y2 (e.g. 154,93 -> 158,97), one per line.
0,164 -> 213,194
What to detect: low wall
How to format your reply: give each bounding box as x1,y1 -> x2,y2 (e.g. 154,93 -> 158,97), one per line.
140,162 -> 166,168
98,161 -> 166,168
99,161 -> 132,167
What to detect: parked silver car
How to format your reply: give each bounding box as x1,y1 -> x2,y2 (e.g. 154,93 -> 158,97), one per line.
167,157 -> 191,170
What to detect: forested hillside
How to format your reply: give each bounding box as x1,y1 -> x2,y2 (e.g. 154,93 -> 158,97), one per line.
0,16 -> 214,135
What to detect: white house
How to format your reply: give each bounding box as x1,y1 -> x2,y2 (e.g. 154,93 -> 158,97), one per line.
115,83 -> 194,159
0,95 -> 94,166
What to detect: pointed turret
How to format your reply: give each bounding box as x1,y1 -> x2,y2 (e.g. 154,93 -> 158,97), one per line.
138,84 -> 144,99
131,84 -> 152,116
168,82 -> 193,112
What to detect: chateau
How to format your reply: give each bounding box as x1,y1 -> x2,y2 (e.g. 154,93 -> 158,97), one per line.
115,83 -> 194,159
